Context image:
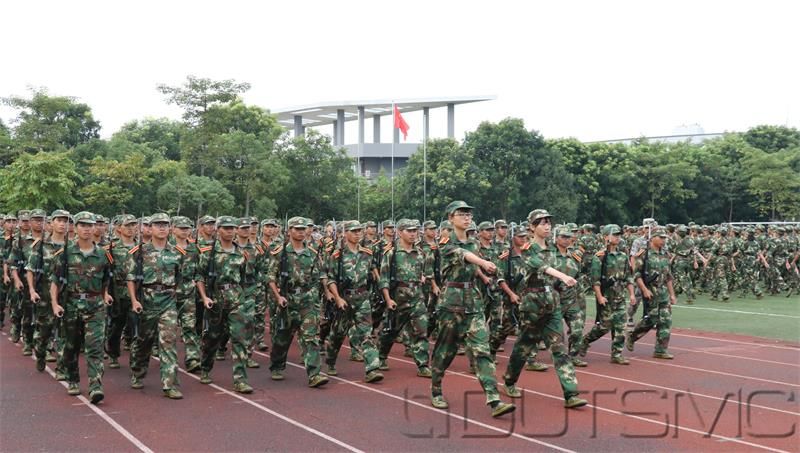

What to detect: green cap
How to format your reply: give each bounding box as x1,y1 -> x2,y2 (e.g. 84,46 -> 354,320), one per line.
238,218 -> 252,228
652,226 -> 668,237
174,216 -> 193,228
261,218 -> 279,227
445,200 -> 474,215
118,214 -> 137,225
73,211 -> 96,225
423,220 -> 437,229
199,215 -> 216,225
555,226 -> 574,238
94,214 -> 107,223
140,216 -> 151,225
287,216 -> 309,229
5,213 -> 17,221
344,220 -> 364,231
513,225 -> 529,237
249,216 -> 259,225
397,218 -> 420,231
29,208 -> 47,218
382,220 -> 395,228
440,220 -> 452,230
364,221 -> 377,228
17,210 -> 31,221
494,219 -> 508,228
466,221 -> 477,232
582,223 -> 595,231
601,224 -> 622,235
50,209 -> 70,219
527,209 -> 552,222
567,222 -> 579,231
150,213 -> 171,224
477,221 -> 494,231
216,216 -> 238,227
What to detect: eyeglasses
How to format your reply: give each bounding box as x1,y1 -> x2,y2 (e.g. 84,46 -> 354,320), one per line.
453,212 -> 473,218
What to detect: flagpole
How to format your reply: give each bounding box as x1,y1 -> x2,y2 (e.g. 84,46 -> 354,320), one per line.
423,113 -> 427,222
391,101 -> 395,220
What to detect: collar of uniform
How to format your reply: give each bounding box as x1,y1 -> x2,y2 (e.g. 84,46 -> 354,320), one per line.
285,242 -> 310,255
214,241 -> 242,255
68,242 -> 101,257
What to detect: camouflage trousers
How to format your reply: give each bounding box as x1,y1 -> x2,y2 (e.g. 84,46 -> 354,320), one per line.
104,292 -> 132,358
327,293 -> 380,373
672,258 -> 696,302
431,310 -> 500,405
710,257 -> 731,301
0,282 -> 7,326
489,299 -> 518,354
201,287 -> 254,385
629,290 -> 671,354
582,298 -> 626,358
9,287 -> 34,347
269,292 -> 322,379
33,299 -> 56,365
176,294 -> 201,368
251,286 -> 268,352
504,302 -> 579,401
561,297 -> 586,358
62,297 -> 106,392
131,294 -> 180,391
740,257 -> 764,297
378,288 -> 430,369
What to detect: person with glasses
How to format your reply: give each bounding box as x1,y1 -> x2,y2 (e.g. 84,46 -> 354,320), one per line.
429,201 -> 516,418
578,224 -> 636,365
500,209 -> 588,409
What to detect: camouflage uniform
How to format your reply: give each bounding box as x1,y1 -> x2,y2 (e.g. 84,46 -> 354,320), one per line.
268,218 -> 325,382
551,235 -> 585,361
50,214 -> 112,397
172,218 -> 202,370
502,236 -> 581,402
377,221 -> 430,371
253,221 -> 279,352
709,232 -> 733,301
0,217 -> 15,329
125,229 -> 183,392
326,227 -> 381,377
491,239 -> 529,354
431,222 -> 502,406
581,225 -> 633,361
671,229 -> 697,303
627,228 -> 674,356
196,221 -> 253,387
105,218 -> 137,363
8,213 -> 37,352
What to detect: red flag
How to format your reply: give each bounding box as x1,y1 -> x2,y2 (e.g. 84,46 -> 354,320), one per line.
394,105 -> 409,140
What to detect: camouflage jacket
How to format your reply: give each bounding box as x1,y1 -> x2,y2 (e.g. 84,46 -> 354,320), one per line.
497,243 -> 531,293
591,248 -> 633,300
106,239 -> 137,287
24,237 -> 67,300
551,246 -> 582,300
378,243 -> 426,291
50,243 -> 111,297
438,232 -> 483,314
673,236 -> 696,258
327,243 -> 374,291
267,242 -> 323,290
124,242 -> 183,287
633,246 -> 673,293
196,241 -> 247,286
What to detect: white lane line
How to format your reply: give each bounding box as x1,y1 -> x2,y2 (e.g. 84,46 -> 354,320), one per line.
379,347 -> 791,453
593,336 -> 798,367
252,351 -> 575,453
2,332 -> 153,453
671,305 -> 800,319
163,358 -> 364,453
671,332 -> 800,351
492,350 -> 800,417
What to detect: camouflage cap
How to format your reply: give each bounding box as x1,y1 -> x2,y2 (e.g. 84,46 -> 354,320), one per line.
344,220 -> 364,231
527,209 -> 552,222
4,213 -> 17,221
249,216 -> 259,225
118,214 -> 137,225
440,220 -> 453,230
513,225 -> 529,237
382,219 -> 395,228
261,218 -> 279,227
17,210 -> 31,221
422,220 -> 437,229
642,218 -> 658,227
363,221 -> 377,228
554,226 -> 574,238
73,211 -> 96,224
601,224 -> 622,235
150,213 -> 171,224
29,208 -> 47,218
174,216 -> 193,228
466,221 -> 477,232
94,214 -> 107,223
445,200 -> 474,215
397,218 -> 419,231
238,218 -> 252,228
199,215 -> 216,225
287,216 -> 309,229
582,223 -> 596,231
652,226 -> 668,237
494,219 -> 508,228
477,221 -> 494,231
215,216 -> 237,227
567,222 -> 579,231
140,216 -> 151,225
50,209 -> 70,219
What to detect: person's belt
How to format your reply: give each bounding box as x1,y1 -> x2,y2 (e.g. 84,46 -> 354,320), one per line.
521,286 -> 549,294
446,282 -> 473,289
144,284 -> 176,292
343,286 -> 369,296
395,281 -> 422,289
218,283 -> 239,291
75,291 -> 102,300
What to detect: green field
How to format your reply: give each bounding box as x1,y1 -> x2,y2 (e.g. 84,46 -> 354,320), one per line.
583,293 -> 800,343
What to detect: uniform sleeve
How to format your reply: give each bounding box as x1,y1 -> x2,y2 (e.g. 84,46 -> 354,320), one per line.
325,253 -> 337,282
124,250 -> 137,281
378,250 -> 391,290
441,241 -> 466,263
48,249 -> 64,284
523,252 -> 548,275
195,250 -> 208,283
24,245 -> 41,273
590,255 -> 602,287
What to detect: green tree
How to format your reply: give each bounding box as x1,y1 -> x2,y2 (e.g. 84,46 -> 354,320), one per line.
358,172 -> 393,222
742,125 -> 800,153
156,174 -> 235,217
113,118 -> 185,161
157,75 -> 251,125
80,152 -> 153,215
3,88 -> 100,153
741,148 -> 800,219
629,141 -> 699,220
0,151 -> 82,211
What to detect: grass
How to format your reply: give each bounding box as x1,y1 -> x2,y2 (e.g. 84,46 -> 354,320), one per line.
583,292 -> 800,344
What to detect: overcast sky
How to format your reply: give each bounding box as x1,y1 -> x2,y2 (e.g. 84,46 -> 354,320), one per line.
2,0 -> 798,143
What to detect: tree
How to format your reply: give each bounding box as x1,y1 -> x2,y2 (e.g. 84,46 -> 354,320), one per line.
741,148 -> 800,220
742,125 -> 800,153
80,152 -> 153,215
157,75 -> 251,126
113,118 -> 185,161
156,174 -> 235,217
3,88 -> 100,152
629,141 -> 699,220
463,118 -> 544,219
0,119 -> 15,166
0,151 -> 82,211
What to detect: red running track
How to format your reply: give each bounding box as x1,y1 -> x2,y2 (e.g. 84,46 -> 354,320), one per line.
1,325 -> 798,452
